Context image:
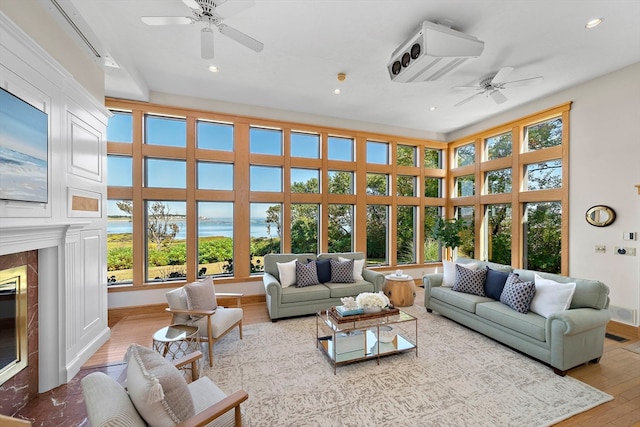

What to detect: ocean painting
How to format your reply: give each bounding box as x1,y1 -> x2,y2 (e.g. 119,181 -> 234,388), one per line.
0,88 -> 48,203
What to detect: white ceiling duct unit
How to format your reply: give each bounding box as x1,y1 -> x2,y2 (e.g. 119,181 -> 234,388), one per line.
387,21 -> 484,83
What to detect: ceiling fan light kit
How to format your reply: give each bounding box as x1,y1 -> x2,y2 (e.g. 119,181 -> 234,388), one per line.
387,21 -> 485,83
141,0 -> 264,59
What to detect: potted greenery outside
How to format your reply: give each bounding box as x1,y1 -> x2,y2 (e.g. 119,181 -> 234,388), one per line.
431,217 -> 468,261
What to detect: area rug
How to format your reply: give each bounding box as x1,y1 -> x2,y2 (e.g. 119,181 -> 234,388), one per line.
202,306 -> 612,427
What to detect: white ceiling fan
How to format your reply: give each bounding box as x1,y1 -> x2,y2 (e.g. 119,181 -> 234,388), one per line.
141,0 -> 263,59
454,67 -> 543,107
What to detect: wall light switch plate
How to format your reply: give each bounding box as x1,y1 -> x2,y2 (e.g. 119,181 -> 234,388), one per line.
594,245 -> 606,254
623,232 -> 637,241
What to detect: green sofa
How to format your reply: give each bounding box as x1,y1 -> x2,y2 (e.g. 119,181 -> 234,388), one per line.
263,252 -> 385,321
423,257 -> 611,376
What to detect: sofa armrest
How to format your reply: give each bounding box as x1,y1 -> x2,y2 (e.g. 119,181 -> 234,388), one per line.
362,269 -> 385,292
423,273 -> 444,310
423,273 -> 444,289
263,272 -> 282,293
548,308 -> 611,335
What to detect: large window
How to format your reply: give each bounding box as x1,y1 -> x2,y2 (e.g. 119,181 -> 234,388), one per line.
105,99 -> 569,288
450,104 -> 569,274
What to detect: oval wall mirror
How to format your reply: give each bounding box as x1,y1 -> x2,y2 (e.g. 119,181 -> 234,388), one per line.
585,205 -> 616,227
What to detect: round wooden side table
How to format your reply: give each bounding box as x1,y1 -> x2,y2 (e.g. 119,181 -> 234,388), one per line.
383,274 -> 416,307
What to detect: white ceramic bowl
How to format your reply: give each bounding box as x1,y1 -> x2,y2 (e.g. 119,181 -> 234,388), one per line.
377,326 -> 397,343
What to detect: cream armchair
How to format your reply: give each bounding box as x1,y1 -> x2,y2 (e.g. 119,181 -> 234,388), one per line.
166,277 -> 243,366
82,347 -> 248,427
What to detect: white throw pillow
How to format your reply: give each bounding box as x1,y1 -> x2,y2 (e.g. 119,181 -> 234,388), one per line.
530,273 -> 576,318
277,259 -> 297,288
442,260 -> 477,287
339,256 -> 365,281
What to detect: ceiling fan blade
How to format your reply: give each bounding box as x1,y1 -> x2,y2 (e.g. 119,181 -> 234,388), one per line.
141,16 -> 194,25
452,85 -> 483,90
502,76 -> 544,88
455,91 -> 485,107
490,89 -> 508,104
201,27 -> 214,59
491,67 -> 514,85
182,0 -> 202,11
218,24 -> 264,52
215,0 -> 256,19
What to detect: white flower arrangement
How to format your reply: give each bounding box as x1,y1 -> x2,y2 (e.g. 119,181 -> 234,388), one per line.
355,291 -> 390,309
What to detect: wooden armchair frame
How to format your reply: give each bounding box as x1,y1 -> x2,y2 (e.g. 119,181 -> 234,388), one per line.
166,292 -> 244,367
174,351 -> 248,427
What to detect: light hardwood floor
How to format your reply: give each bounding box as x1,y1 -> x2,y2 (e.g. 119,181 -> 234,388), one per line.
84,293 -> 640,427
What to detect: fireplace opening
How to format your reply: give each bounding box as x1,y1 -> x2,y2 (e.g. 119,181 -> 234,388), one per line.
0,265 -> 28,386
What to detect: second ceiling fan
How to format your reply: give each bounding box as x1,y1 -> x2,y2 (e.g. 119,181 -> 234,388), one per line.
141,0 -> 264,59
454,67 -> 543,107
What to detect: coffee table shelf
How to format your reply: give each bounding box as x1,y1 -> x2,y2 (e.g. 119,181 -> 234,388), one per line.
316,308 -> 418,374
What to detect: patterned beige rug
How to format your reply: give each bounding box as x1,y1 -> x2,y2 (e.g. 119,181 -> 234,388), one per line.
203,306 -> 611,427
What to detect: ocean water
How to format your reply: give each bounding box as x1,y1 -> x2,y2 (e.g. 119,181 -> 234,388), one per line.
107,218 -> 272,239
0,146 -> 47,202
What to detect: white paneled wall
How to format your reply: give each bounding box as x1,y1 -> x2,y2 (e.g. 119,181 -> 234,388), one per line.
0,12 -> 110,391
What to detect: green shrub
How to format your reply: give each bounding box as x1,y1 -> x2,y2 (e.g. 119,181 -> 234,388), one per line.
107,247 -> 133,271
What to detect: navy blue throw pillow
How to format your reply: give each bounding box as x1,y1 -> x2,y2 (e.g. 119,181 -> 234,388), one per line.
484,267 -> 511,300
312,258 -> 332,283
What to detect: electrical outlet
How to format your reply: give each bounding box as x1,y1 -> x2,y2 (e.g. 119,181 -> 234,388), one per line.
623,232 -> 637,241
594,245 -> 606,254
614,247 -> 636,256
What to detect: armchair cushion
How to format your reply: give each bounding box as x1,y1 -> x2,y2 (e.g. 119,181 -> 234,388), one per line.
81,372 -> 146,427
125,344 -> 195,426
166,287 -> 190,324
185,277 -> 218,320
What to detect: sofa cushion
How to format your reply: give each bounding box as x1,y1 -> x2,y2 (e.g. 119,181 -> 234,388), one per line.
500,274 -> 536,314
313,258 -> 332,283
324,280 -> 374,298
476,301 -> 547,342
184,277 -> 217,320
442,260 -> 478,287
125,344 -> 195,427
277,259 -> 297,288
296,260 -> 320,287
431,286 -> 493,313
484,267 -> 510,300
452,264 -> 487,296
529,274 -> 576,318
330,258 -> 355,283
339,256 -> 365,281
264,254 -> 316,280
281,284 -> 331,303
514,269 -> 609,310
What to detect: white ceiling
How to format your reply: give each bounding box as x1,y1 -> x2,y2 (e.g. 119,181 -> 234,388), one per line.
63,0 -> 640,138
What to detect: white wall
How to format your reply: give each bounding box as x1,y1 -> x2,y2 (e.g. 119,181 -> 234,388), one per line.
0,10 -> 111,390
450,63 -> 640,326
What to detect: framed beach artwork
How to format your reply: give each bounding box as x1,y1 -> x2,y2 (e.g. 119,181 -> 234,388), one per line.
0,87 -> 49,203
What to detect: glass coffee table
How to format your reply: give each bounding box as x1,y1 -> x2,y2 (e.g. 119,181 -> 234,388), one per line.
316,307 -> 418,374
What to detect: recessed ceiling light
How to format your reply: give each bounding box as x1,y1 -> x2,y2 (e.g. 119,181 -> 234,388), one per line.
333,88 -> 341,95
429,106 -> 437,111
585,18 -> 603,29
208,65 -> 218,73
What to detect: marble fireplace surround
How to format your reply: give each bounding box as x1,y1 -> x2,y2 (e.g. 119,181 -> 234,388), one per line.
0,222 -> 98,400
